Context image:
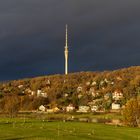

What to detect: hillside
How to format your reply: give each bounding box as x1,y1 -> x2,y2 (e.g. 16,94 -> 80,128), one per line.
0,66 -> 140,111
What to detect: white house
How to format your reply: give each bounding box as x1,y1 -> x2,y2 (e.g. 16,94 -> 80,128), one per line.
46,107 -> 60,113
100,80 -> 104,86
66,104 -> 75,112
112,103 -> 121,110
52,107 -> 60,113
64,93 -> 68,97
78,94 -> 83,99
31,91 -> 35,96
91,106 -> 98,112
110,82 -> 114,85
112,90 -> 123,100
39,105 -> 46,112
46,80 -> 51,88
89,87 -> 95,95
46,79 -> 51,85
77,106 -> 90,113
37,90 -> 47,97
104,78 -> 109,83
116,76 -> 122,81
91,81 -> 97,86
18,85 -> 24,89
89,87 -> 99,97
77,86 -> 83,92
86,82 -> 90,86
39,105 -> 60,113
46,109 -> 54,113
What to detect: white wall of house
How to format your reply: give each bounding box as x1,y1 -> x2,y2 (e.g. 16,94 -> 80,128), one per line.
112,103 -> 121,110
39,105 -> 46,112
77,106 -> 90,113
37,90 -> 47,97
66,105 -> 75,112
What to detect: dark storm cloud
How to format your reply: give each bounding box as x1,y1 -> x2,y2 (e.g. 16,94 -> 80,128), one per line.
0,0 -> 140,80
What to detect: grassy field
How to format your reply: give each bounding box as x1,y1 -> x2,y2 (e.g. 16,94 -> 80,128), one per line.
0,118 -> 139,140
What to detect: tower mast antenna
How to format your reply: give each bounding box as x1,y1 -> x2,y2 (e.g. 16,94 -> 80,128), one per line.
64,24 -> 69,75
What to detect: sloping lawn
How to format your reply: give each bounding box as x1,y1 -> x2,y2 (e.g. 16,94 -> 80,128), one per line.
0,119 -> 139,140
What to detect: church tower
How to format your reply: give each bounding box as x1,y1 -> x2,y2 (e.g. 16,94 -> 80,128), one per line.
64,24 -> 69,75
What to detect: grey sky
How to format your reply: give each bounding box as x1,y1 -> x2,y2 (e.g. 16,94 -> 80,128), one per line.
0,0 -> 140,80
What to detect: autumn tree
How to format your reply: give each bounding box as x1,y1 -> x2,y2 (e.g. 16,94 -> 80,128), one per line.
0,98 -> 5,112
4,95 -> 20,118
123,97 -> 140,127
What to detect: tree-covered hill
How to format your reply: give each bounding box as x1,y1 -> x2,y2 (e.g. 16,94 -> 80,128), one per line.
0,66 -> 140,111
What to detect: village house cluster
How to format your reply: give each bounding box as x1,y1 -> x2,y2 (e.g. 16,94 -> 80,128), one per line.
35,77 -> 124,113
0,75 -> 125,113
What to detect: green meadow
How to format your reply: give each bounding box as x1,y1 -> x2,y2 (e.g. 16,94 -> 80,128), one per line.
0,118 -> 139,140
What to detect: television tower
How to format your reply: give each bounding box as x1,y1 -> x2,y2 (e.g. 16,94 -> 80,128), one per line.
64,24 -> 69,75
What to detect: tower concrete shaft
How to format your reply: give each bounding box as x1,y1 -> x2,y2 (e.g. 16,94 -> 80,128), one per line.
64,24 -> 69,75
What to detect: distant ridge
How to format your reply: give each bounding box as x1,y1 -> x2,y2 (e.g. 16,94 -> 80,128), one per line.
5,65 -> 140,82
